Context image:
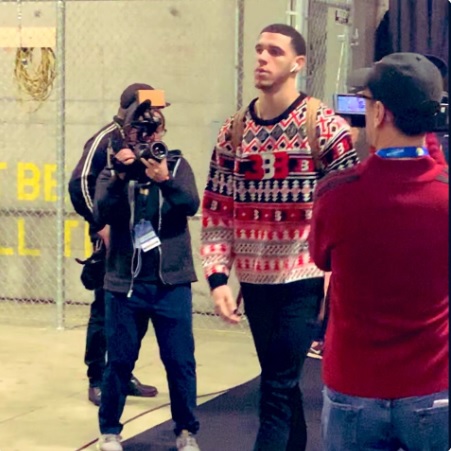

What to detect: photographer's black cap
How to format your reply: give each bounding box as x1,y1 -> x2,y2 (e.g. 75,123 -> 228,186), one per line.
347,53 -> 443,119
120,83 -> 171,109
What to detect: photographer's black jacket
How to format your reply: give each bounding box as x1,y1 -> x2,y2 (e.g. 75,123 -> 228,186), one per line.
93,152 -> 199,293
68,117 -> 124,234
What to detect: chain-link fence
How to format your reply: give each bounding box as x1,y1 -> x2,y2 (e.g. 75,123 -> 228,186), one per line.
306,0 -> 353,103
0,0 -> 354,330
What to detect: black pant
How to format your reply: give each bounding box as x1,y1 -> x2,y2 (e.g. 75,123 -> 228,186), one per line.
99,283 -> 199,436
241,278 -> 323,451
313,284 -> 330,342
85,288 -> 107,387
84,287 -> 149,387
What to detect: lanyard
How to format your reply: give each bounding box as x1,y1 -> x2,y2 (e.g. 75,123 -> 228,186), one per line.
376,146 -> 429,159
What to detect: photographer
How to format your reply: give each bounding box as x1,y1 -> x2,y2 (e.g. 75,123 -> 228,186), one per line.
68,83 -> 159,406
310,53 -> 448,450
93,99 -> 201,451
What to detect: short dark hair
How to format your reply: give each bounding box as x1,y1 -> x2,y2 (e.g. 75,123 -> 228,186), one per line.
260,24 -> 306,56
391,114 -> 436,136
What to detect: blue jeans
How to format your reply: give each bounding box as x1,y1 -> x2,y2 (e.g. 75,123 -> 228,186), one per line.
85,287 -> 148,388
99,282 -> 199,436
241,278 -> 323,451
322,386 -> 449,451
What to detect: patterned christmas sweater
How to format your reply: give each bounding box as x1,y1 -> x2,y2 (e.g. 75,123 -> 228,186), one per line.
201,93 -> 359,287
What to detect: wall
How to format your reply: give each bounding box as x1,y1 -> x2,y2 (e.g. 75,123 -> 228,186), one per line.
0,0 -> 292,323
0,0 -> 357,326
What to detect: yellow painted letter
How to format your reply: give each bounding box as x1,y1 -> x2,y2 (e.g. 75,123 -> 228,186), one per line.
44,164 -> 57,202
18,218 -> 41,256
18,163 -> 40,201
64,219 -> 79,257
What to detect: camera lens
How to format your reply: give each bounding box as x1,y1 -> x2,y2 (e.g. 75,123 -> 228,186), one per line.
136,143 -> 151,159
150,141 -> 168,160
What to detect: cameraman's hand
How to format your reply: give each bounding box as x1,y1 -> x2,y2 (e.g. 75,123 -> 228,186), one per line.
141,158 -> 170,183
113,148 -> 136,179
115,148 -> 136,165
212,285 -> 241,325
97,225 -> 110,250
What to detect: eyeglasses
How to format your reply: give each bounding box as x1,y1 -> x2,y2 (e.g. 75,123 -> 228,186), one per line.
358,93 -> 374,101
150,109 -> 167,137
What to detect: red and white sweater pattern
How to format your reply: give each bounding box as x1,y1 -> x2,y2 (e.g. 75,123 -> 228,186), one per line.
201,95 -> 359,285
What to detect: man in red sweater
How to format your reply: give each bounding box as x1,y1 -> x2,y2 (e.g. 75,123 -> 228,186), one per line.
309,53 -> 449,450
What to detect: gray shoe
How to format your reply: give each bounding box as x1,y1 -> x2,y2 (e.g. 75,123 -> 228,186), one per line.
176,430 -> 200,450
97,434 -> 123,451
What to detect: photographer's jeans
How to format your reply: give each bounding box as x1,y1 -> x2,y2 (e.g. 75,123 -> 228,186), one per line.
99,283 -> 199,436
85,287 -> 149,388
85,287 -> 106,387
322,386 -> 449,451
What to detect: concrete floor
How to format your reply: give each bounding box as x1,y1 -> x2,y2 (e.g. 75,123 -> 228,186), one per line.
0,321 -> 260,451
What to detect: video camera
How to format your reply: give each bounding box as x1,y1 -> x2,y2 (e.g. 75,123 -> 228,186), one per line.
333,93 -> 449,132
111,98 -> 169,179
127,100 -> 168,161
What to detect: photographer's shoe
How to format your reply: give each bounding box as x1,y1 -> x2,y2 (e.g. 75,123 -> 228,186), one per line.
88,386 -> 101,406
97,434 -> 123,451
127,375 -> 158,398
176,430 -> 200,450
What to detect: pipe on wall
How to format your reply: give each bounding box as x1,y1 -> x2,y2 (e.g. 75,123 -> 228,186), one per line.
234,0 -> 245,111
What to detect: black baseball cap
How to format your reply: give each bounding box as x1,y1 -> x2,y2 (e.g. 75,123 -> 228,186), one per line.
347,53 -> 442,119
424,54 -> 448,79
119,83 -> 171,109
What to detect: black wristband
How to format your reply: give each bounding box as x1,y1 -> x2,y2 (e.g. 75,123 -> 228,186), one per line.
208,273 -> 228,290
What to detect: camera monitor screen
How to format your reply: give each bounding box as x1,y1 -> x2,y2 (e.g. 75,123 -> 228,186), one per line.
334,94 -> 366,115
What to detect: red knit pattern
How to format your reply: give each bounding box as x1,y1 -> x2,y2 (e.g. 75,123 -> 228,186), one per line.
310,155 -> 449,398
201,97 -> 359,284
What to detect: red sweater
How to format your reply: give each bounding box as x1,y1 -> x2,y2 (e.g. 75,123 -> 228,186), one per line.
368,133 -> 447,166
309,154 -> 449,398
201,95 -> 359,287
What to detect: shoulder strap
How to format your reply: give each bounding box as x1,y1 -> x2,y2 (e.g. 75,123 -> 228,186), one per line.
230,106 -> 248,152
305,96 -> 323,171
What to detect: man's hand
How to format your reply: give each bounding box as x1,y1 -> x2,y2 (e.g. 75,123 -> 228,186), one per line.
97,225 -> 110,249
212,285 -> 241,324
140,158 -> 170,183
115,148 -> 136,165
318,271 -> 331,322
114,148 -> 136,179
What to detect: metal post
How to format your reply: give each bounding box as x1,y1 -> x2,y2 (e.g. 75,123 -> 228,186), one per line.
235,0 -> 245,111
55,0 -> 66,330
286,0 -> 309,92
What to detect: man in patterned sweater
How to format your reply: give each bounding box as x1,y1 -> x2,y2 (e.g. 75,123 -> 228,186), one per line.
200,24 -> 359,451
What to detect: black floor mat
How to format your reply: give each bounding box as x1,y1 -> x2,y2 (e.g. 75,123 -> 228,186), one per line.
123,358 -> 323,451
